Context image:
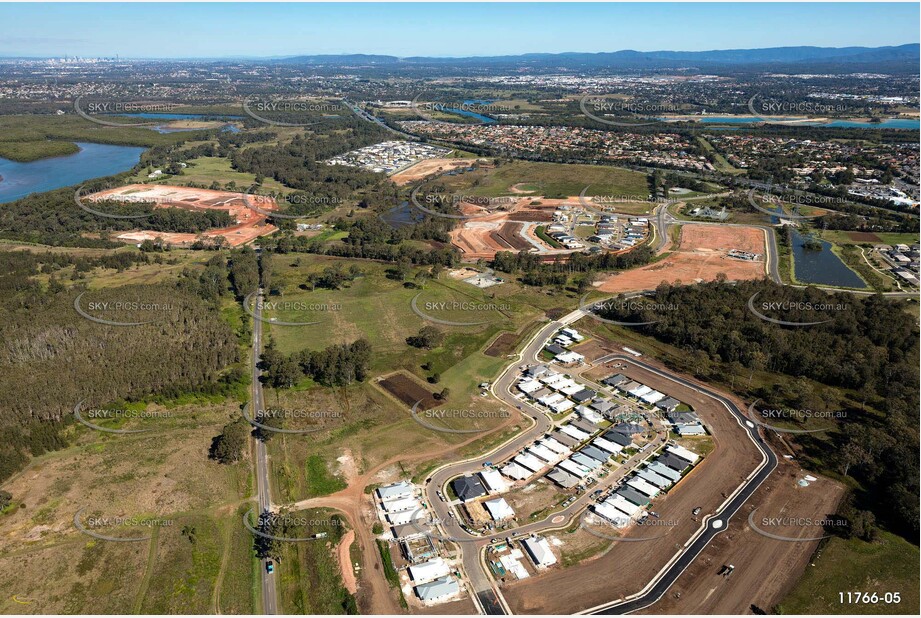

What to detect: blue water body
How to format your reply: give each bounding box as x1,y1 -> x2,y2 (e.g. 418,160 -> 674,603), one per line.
108,112 -> 245,134
0,142 -> 144,203
446,107 -> 496,124
822,118 -> 919,129
789,228 -> 867,288
380,201 -> 422,228
113,112 -> 244,120
695,116 -> 919,130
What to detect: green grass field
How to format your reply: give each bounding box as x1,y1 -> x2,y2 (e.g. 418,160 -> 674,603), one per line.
433,160 -> 649,199
778,531 -> 920,615
128,156 -> 289,193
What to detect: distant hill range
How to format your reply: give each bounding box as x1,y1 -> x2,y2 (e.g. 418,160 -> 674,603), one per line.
277,44 -> 920,72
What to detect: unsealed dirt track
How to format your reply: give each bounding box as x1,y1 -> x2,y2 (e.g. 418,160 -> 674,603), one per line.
502,353 -> 764,614
597,224 -> 768,293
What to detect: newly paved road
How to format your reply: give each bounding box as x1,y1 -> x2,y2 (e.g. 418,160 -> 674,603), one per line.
251,288 -> 278,615
584,356 -> 778,615
423,311 -> 777,616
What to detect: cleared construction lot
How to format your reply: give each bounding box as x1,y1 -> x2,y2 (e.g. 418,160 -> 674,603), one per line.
597,224 -> 768,293
87,184 -> 277,247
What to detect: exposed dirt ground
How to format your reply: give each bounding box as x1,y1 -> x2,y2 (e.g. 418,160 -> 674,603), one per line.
637,454 -> 845,615
448,197 -> 582,260
336,530 -> 358,594
390,158 -> 475,185
88,184 -> 277,247
501,354 -> 765,614
597,224 -> 768,293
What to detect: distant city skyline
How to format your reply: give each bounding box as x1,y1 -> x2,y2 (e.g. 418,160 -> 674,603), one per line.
0,2 -> 918,59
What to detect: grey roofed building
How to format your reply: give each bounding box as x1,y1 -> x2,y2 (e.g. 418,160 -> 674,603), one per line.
617,486 -> 651,506
452,475 -> 487,502
604,431 -> 634,447
677,424 -> 707,436
658,453 -> 691,471
581,445 -> 610,463
667,411 -> 700,426
656,397 -> 681,412
603,374 -> 628,387
546,468 -> 580,489
551,430 -> 580,447
571,418 -> 599,434
415,576 -> 460,602
572,388 -> 596,403
524,364 -> 550,378
590,400 -> 617,415
637,468 -> 673,488
611,422 -> 645,435
545,343 -> 567,356
391,522 -> 430,540
530,388 -> 552,400
618,380 -> 642,392
571,452 -> 602,470
648,461 -> 682,482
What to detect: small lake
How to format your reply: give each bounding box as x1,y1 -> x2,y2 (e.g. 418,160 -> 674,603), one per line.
696,116 -> 919,130
108,112 -> 244,133
380,201 -> 424,228
789,228 -> 867,288
0,142 -> 145,203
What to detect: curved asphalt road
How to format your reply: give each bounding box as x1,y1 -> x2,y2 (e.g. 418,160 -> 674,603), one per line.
584,356 -> 778,615
422,311 -> 777,616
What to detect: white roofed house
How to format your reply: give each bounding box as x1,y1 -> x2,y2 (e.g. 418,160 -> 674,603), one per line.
522,536 -> 558,568
517,378 -> 542,394
377,481 -> 414,501
555,351 -> 585,365
409,558 -> 451,583
627,476 -> 660,498
666,444 -> 700,464
415,576 -> 460,603
483,497 -> 516,521
514,452 -> 545,472
480,468 -> 509,493
549,398 -> 575,413
501,462 -> 530,481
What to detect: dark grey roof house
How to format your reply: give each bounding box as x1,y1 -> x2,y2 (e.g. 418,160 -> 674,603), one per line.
452,475 -> 487,502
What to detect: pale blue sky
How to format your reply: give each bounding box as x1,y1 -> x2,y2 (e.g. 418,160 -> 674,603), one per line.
0,2 -> 917,58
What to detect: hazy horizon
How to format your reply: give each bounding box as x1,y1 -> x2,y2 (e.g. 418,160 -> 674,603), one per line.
0,2 -> 918,59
